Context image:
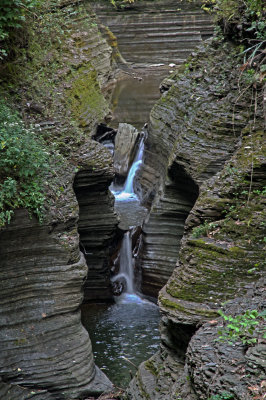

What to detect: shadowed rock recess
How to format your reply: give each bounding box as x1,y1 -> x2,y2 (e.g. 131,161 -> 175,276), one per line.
126,37 -> 265,399
0,0 -> 117,398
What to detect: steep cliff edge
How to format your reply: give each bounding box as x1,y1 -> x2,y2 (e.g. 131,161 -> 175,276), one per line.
127,20 -> 265,400
0,0 -> 117,397
136,39 -> 255,296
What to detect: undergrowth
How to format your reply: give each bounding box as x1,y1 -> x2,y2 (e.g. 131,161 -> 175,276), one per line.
0,99 -> 49,226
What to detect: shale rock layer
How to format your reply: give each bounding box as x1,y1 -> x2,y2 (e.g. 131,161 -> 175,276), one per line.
126,37 -> 265,400
93,0 -> 213,66
0,210 -> 112,399
73,141 -> 118,302
0,0 -> 116,397
136,40 -> 257,296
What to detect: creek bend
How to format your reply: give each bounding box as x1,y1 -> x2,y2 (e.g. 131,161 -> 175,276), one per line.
81,0 -> 213,388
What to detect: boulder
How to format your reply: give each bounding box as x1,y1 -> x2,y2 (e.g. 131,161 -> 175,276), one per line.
114,123 -> 139,179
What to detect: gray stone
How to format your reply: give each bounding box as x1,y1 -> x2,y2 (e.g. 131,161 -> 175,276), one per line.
114,123 -> 139,178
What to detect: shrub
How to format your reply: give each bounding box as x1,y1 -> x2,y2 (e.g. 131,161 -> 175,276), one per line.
191,221 -> 218,238
208,392 -> 234,400
0,0 -> 41,59
0,99 -> 49,226
217,309 -> 266,346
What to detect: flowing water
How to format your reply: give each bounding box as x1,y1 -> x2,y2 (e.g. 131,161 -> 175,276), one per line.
82,0 -> 213,388
82,129 -> 159,387
113,136 -> 145,201
112,231 -> 135,294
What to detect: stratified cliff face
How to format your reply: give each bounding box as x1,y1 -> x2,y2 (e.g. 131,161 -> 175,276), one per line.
186,280 -> 265,400
92,0 -> 213,66
0,209 -> 111,399
0,0 -> 117,397
126,36 -> 265,399
136,39 -> 258,296
73,141 -> 118,302
160,127 -> 265,324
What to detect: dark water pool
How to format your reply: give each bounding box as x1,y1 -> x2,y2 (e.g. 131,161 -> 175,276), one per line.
110,69 -> 168,130
81,294 -> 160,387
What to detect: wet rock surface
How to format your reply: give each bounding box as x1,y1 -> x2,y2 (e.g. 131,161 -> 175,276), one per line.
0,210 -> 112,399
114,123 -> 139,179
73,141 -> 118,302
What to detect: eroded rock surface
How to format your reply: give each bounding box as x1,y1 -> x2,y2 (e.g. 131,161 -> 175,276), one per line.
0,208 -> 112,399
186,280 -> 265,400
73,141 -> 118,302
0,0 -> 117,397
136,39 -> 261,297
114,123 -> 139,179
92,0 -> 213,66
126,36 -> 265,400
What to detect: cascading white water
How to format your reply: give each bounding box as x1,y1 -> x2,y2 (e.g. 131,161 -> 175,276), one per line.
112,231 -> 134,294
111,134 -> 147,303
123,137 -> 144,194
114,136 -> 144,201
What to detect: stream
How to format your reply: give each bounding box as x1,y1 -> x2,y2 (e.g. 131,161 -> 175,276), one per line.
81,0 -> 213,388
81,136 -> 160,387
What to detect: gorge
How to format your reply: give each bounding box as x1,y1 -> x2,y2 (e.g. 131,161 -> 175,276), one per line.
0,0 -> 265,400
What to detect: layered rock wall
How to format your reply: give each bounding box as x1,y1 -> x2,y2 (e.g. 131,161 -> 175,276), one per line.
92,0 -> 213,66
0,0 -> 117,397
136,40 -> 254,296
73,141 -> 118,302
126,36 -> 265,399
0,209 -> 111,399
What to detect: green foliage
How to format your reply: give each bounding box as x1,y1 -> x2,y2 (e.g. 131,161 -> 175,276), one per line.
191,221 -> 218,238
0,0 -> 42,58
202,0 -> 266,20
202,0 -> 266,49
217,309 -> 266,346
208,392 -> 234,400
0,99 -> 49,226
108,0 -> 135,9
246,20 -> 266,39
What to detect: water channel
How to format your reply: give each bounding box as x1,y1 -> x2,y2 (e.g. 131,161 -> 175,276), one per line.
81,0 -> 213,388
82,135 -> 160,387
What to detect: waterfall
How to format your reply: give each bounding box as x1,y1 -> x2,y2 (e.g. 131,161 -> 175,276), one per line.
123,137 -> 144,194
111,135 -> 146,303
112,231 -> 134,294
114,136 -> 144,201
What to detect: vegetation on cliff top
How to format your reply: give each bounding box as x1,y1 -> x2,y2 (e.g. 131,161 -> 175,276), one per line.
0,0 -> 111,226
